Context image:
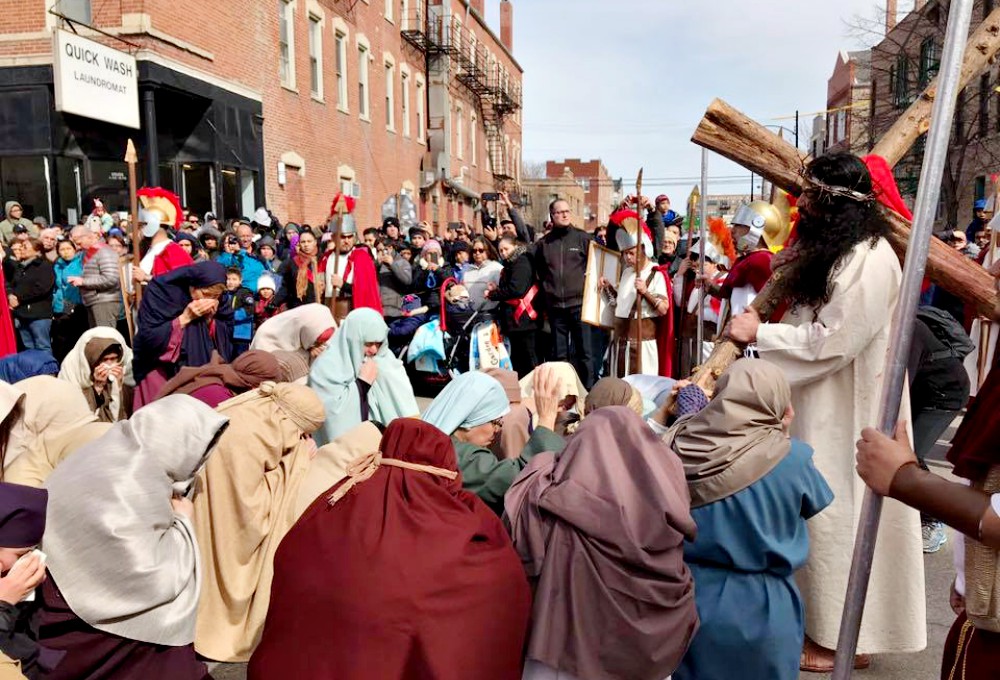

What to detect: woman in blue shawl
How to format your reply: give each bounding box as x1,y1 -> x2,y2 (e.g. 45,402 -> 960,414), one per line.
132,261 -> 233,409
309,307 -> 418,445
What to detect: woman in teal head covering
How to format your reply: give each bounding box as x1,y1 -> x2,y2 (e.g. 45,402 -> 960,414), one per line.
309,308 -> 419,445
423,366 -> 565,515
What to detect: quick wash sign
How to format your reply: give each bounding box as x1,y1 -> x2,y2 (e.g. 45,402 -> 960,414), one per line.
52,29 -> 140,129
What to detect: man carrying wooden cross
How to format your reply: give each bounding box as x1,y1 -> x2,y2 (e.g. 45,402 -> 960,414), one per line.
728,152 -> 925,672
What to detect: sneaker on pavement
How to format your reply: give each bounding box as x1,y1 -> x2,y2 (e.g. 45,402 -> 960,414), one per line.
922,522 -> 948,554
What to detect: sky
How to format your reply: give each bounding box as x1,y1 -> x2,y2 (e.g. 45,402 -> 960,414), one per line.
485,0 -> 915,203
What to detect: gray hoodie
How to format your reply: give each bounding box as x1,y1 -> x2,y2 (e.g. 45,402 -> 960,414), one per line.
0,201 -> 38,245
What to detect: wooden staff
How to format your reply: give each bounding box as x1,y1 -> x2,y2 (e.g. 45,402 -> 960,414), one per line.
633,168 -> 644,375
125,139 -> 141,310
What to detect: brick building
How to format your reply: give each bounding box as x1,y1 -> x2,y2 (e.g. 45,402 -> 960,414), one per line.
826,50 -> 871,155
0,0 -> 522,231
871,0 -> 1000,229
543,158 -> 614,231
521,166 -> 586,231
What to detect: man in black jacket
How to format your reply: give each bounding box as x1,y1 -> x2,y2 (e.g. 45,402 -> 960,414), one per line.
532,199 -> 595,388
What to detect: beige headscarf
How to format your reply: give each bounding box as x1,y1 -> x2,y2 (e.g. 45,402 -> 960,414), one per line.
249,304 -> 336,353
43,395 -> 229,646
5,376 -> 96,472
519,362 -> 589,435
193,382 -> 325,662
584,377 -> 644,417
272,350 -> 311,384
664,359 -> 792,508
58,327 -> 134,422
518,362 -> 588,404
293,420 -> 384,517
0,382 -> 24,477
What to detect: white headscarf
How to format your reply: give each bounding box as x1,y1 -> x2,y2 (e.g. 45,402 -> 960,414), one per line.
250,304 -> 336,353
58,327 -> 134,422
43,395 -> 229,646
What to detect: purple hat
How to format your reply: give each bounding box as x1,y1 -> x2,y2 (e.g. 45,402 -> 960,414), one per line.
0,483 -> 47,548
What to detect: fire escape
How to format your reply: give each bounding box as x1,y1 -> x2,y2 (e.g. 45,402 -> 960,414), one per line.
402,5 -> 522,195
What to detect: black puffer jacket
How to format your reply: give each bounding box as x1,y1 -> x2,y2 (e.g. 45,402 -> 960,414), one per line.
490,247 -> 539,332
5,256 -> 54,320
531,225 -> 590,309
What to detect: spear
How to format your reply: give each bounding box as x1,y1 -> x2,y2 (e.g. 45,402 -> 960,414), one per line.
328,195 -> 349,316
633,168 -> 644,375
125,139 -> 141,319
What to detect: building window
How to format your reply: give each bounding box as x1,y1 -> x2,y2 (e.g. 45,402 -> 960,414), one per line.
279,0 -> 296,88
469,33 -> 477,67
308,15 -> 323,98
981,73 -> 991,137
416,78 -> 426,142
452,17 -> 463,52
579,178 -> 591,191
919,38 -> 941,87
400,0 -> 409,30
892,55 -> 911,108
60,0 -> 91,23
455,106 -> 464,159
385,60 -> 395,131
335,30 -> 348,111
470,113 -> 477,165
401,71 -> 411,137
358,43 -> 370,120
385,0 -> 393,22
987,0 -> 995,19
837,110 -> 847,142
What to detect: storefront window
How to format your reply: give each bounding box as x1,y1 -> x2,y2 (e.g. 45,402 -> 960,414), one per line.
221,167 -> 239,221
181,163 -> 215,218
158,163 -> 177,194
1,157 -> 48,224
240,171 -> 257,219
86,160 -> 129,215
55,157 -> 82,225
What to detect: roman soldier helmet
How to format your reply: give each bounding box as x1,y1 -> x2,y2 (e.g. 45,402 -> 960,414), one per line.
732,201 -> 785,250
327,193 -> 358,236
610,209 -> 654,259
137,187 -> 183,238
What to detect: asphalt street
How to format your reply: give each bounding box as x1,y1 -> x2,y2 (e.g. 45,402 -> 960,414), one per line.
207,412 -> 965,680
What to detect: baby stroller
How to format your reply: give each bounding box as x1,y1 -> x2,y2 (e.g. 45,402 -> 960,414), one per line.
401,278 -> 511,387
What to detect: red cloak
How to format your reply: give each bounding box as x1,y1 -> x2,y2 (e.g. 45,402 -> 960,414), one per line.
248,419 -> 531,680
152,241 -> 194,278
654,265 -> 675,378
0,265 -> 15,357
318,247 -> 383,314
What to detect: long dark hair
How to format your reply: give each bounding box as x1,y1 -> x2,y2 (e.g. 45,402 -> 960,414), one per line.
784,153 -> 892,310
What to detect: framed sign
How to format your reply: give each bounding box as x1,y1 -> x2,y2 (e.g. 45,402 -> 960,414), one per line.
52,29 -> 140,129
582,241 -> 621,329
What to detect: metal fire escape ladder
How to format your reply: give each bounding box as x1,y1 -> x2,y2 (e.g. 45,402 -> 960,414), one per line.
402,5 -> 522,194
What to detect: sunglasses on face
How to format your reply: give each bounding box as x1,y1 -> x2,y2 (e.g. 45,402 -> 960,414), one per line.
472,248 -> 486,253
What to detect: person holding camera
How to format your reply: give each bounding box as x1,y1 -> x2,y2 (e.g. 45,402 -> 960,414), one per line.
375,238 -> 412,331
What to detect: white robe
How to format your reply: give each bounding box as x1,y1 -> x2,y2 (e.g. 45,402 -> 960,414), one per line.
964,238 -> 998,395
605,263 -> 667,377
756,238 -> 925,654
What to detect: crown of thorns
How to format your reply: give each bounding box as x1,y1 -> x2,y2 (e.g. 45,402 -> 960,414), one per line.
799,169 -> 877,204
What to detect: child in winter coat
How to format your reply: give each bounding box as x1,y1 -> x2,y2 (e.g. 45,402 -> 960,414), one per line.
253,273 -> 285,330
226,267 -> 256,357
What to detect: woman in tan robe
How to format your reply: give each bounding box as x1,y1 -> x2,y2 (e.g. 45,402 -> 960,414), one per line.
192,381 -> 325,662
3,377 -> 105,485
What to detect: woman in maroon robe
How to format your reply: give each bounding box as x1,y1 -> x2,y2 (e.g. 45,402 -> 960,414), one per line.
249,419 -> 531,680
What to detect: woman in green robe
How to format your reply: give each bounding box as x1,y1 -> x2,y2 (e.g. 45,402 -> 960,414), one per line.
422,366 -> 565,515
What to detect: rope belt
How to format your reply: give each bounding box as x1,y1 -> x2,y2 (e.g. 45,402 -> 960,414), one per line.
327,450 -> 459,505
